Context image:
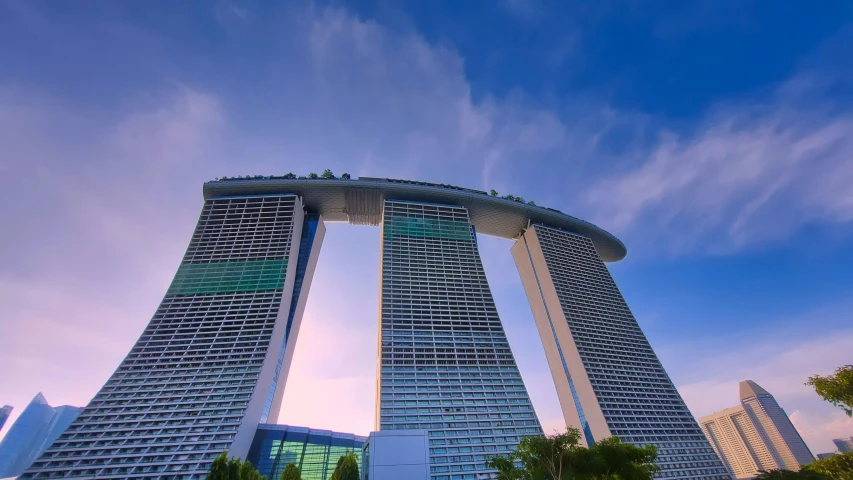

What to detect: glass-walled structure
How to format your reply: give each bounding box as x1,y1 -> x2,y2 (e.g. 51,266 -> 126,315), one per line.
248,424 -> 366,480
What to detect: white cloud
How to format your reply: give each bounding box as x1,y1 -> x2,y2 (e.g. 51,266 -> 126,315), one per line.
585,75 -> 853,253
790,410 -> 853,455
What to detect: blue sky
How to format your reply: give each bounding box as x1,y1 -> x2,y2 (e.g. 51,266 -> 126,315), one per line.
1,0 -> 852,454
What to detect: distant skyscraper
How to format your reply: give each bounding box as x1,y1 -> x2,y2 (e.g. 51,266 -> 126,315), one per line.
0,393 -> 81,478
699,381 -> 814,479
833,437 -> 853,453
512,224 -> 730,480
0,405 -> 11,431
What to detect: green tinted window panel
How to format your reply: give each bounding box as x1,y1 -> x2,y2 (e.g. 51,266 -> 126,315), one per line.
166,259 -> 288,296
384,216 -> 471,241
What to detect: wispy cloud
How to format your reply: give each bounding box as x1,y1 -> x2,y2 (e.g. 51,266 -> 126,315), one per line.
584,74 -> 853,253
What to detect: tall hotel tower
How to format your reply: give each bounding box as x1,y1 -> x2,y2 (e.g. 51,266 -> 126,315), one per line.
23,195 -> 326,479
378,200 -> 542,477
512,225 -> 730,480
21,176 -> 728,480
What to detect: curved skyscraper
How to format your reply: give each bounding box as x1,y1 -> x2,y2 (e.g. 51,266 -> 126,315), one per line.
22,176 -> 728,480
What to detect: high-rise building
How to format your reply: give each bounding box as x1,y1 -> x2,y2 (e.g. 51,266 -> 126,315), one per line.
0,405 -> 11,432
23,195 -> 325,479
833,436 -> 853,453
512,224 -> 730,480
699,381 -> 814,479
378,200 -> 543,479
0,393 -> 81,478
21,176 -> 726,480
247,424 -> 366,480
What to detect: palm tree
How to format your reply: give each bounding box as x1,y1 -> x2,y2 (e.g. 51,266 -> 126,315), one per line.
486,428 -> 658,480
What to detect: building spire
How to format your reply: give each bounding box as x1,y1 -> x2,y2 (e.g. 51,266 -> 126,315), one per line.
739,380 -> 771,401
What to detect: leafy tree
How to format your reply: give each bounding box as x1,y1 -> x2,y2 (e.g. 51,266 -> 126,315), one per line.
586,437 -> 659,480
239,459 -> 265,480
206,452 -> 265,480
280,463 -> 302,480
321,169 -> 335,179
528,200 -> 536,206
283,172 -> 296,179
489,429 -> 582,480
490,189 -> 499,196
504,194 -> 516,201
754,469 -> 831,480
804,451 -> 853,480
341,173 -> 351,180
516,196 -> 525,203
207,452 -> 236,480
330,453 -> 360,480
307,172 -> 319,179
486,428 -> 658,480
806,365 -> 853,417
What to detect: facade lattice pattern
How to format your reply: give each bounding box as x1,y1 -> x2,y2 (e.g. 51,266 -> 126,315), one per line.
524,225 -> 730,480
21,195 -> 301,479
378,200 -> 542,480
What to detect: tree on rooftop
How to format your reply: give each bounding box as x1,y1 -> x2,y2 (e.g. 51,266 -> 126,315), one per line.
528,200 -> 536,206
283,172 -> 296,179
490,189 -> 499,196
307,172 -> 319,179
806,365 -> 853,417
321,169 -> 335,179
341,173 -> 351,179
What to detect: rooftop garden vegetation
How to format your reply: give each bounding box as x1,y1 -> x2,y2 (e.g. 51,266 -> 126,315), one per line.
213,173 -> 560,212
